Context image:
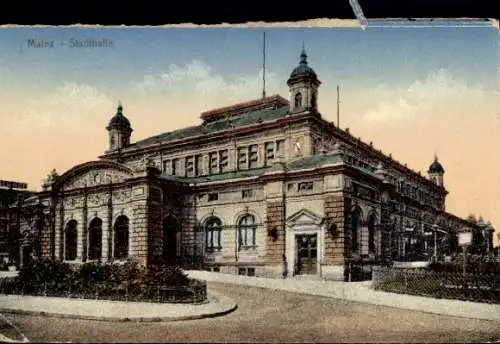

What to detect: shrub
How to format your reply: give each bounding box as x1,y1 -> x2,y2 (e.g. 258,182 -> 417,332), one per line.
17,259 -> 73,285
1,257 -> 205,303
146,264 -> 189,287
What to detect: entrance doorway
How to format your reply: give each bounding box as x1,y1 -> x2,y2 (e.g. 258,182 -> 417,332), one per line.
295,234 -> 317,275
163,215 -> 179,266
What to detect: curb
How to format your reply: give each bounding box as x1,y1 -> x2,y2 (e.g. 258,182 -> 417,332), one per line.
0,293 -> 237,323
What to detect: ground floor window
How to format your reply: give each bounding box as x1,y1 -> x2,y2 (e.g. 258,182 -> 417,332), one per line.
114,216 -> 129,259
88,218 -> 102,260
205,217 -> 222,252
65,220 -> 77,261
238,214 -> 256,250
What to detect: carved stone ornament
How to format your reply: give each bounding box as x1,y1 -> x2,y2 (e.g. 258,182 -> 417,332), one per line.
312,136 -> 338,155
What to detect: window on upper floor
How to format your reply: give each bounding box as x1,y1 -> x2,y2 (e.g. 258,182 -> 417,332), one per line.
249,144 -> 259,168
298,181 -> 314,192
264,142 -> 275,166
238,147 -> 248,170
185,156 -> 195,177
171,158 -> 178,176
162,160 -> 171,175
209,152 -> 218,174
195,154 -> 203,176
219,150 -> 229,173
208,193 -> 219,202
276,139 -> 285,158
242,189 -> 253,199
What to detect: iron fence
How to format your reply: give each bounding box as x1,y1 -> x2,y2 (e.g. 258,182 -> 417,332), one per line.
372,266 -> 500,304
0,278 -> 207,304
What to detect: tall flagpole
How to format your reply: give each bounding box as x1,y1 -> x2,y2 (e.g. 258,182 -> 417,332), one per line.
262,31 -> 266,99
337,85 -> 341,127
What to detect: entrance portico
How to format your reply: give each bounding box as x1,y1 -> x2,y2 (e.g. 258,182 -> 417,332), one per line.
285,209 -> 325,278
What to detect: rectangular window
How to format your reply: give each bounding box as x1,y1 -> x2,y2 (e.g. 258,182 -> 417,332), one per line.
238,268 -> 246,275
171,159 -> 178,176
208,193 -> 218,201
264,142 -> 275,166
237,147 -> 248,170
242,189 -> 253,199
298,182 -> 314,192
276,140 -> 285,158
162,160 -> 171,174
185,156 -> 195,177
249,144 -> 259,168
287,183 -> 295,192
247,267 -> 255,277
219,150 -> 229,173
195,154 -> 203,176
209,152 -> 218,174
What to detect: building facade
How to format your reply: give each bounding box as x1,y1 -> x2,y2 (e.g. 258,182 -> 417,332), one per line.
23,49 -> 494,280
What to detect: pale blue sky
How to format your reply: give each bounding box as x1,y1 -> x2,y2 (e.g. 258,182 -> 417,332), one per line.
0,26 -> 497,97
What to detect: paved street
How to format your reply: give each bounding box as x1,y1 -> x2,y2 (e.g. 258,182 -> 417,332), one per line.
4,282 -> 500,343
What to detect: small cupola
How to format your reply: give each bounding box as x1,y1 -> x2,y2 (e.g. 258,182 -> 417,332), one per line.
287,47 -> 321,113
427,155 -> 445,187
106,101 -> 133,151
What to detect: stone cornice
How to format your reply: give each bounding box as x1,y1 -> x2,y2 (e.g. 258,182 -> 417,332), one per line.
312,116 -> 448,194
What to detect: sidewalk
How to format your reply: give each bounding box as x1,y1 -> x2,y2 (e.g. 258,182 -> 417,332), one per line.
185,270 -> 500,322
0,290 -> 236,323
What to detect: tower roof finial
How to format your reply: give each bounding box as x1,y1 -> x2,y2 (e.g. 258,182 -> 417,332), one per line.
117,100 -> 123,113
300,43 -> 308,65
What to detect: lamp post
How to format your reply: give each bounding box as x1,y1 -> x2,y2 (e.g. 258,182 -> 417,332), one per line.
458,229 -> 472,275
432,224 -> 439,262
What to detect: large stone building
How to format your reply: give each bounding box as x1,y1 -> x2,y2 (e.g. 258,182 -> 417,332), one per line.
17,49 -> 494,280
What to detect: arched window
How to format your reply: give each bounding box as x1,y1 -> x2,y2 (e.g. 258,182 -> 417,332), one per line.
294,92 -> 302,108
351,208 -> 361,252
88,218 -> 102,260
205,217 -> 222,252
64,220 -> 77,261
311,92 -> 317,109
238,214 -> 256,250
114,215 -> 129,259
367,213 -> 376,254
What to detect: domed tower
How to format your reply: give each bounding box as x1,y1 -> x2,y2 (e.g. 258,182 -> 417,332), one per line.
427,155 -> 445,187
106,102 -> 132,151
286,47 -> 321,113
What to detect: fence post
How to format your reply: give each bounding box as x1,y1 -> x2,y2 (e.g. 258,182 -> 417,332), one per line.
157,285 -> 160,302
125,283 -> 128,301
44,282 -> 47,296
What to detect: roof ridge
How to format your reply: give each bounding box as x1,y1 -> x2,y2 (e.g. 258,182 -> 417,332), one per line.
200,94 -> 289,121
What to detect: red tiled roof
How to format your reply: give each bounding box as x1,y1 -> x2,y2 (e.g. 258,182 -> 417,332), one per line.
200,94 -> 289,121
